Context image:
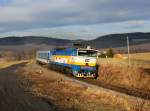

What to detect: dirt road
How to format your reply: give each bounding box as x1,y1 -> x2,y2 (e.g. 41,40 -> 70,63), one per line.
0,63 -> 59,111
0,62 -> 124,111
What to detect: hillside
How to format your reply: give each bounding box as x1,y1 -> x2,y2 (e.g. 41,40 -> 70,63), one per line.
0,32 -> 150,51
0,36 -> 72,46
86,32 -> 150,48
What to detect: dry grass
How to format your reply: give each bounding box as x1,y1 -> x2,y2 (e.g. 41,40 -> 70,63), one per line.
0,60 -> 28,69
97,62 -> 150,110
98,53 -> 150,91
98,52 -> 150,68
98,63 -> 150,91
129,52 -> 150,61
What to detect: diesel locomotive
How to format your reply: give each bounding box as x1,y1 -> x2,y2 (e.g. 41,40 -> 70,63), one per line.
36,47 -> 98,78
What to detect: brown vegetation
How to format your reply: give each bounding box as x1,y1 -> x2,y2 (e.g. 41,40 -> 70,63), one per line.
0,50 -> 36,61
23,61 -> 150,111
99,64 -> 150,92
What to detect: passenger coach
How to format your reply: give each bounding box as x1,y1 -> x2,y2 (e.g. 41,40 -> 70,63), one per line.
36,51 -> 51,64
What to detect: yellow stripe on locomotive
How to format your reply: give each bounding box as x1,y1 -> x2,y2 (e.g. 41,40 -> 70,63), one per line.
52,55 -> 97,67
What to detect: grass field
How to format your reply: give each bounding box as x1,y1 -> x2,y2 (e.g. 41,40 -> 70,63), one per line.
129,52 -> 150,61
98,52 -> 150,68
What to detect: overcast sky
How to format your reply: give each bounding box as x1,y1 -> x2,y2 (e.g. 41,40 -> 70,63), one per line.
0,0 -> 150,40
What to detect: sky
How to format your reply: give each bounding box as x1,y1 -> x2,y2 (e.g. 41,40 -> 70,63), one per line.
0,0 -> 150,40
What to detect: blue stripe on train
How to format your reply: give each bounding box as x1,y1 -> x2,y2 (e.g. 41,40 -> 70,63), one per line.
49,61 -> 96,72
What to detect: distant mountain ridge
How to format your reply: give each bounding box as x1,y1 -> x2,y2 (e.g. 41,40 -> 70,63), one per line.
0,36 -> 72,46
0,32 -> 150,49
85,32 -> 150,48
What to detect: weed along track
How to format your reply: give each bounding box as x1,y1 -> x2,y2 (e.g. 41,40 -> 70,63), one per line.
38,62 -> 150,100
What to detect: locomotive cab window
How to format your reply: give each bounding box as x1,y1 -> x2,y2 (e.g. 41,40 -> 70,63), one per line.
78,50 -> 98,57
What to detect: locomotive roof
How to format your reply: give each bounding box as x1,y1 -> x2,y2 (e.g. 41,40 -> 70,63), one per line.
78,48 -> 98,51
54,47 -> 98,51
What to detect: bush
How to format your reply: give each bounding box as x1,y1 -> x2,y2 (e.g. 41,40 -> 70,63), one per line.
98,48 -> 114,58
98,53 -> 106,58
106,48 -> 114,58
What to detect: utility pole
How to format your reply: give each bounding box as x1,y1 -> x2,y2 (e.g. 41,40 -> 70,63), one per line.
127,36 -> 130,66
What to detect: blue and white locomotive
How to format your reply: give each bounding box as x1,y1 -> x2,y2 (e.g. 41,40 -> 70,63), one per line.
36,47 -> 98,78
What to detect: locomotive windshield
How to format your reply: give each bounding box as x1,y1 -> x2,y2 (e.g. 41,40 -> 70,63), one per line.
78,50 -> 98,57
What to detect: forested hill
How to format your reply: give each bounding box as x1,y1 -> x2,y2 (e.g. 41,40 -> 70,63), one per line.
0,32 -> 150,49
0,36 -> 72,46
85,32 -> 150,48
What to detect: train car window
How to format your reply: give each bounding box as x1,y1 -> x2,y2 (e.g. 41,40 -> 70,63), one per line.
37,52 -> 50,59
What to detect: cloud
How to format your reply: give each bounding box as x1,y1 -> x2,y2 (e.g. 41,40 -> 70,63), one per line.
0,7 -> 32,22
1,20 -> 150,40
0,0 -> 150,38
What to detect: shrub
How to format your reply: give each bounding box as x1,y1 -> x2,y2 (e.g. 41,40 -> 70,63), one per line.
106,48 -> 114,58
